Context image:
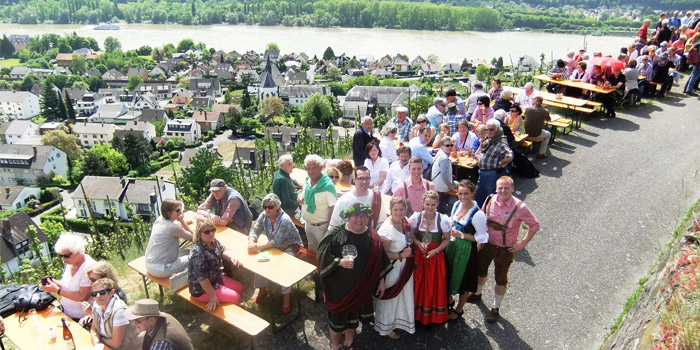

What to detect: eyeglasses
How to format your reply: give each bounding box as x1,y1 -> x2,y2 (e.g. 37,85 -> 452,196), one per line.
444,144 -> 454,147
487,128 -> 496,131
510,110 -> 517,112
329,175 -> 339,179
263,205 -> 276,210
59,252 -> 72,259
91,288 -> 112,297
356,177 -> 371,181
131,318 -> 147,326
202,229 -> 215,235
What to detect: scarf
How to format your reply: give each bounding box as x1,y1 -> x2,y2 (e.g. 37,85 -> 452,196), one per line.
480,126 -> 506,152
304,173 -> 336,214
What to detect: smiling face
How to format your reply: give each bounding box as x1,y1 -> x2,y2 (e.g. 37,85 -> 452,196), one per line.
398,152 -> 410,166
419,129 -> 432,145
496,178 -> 514,202
200,226 -> 216,245
354,169 -> 371,193
368,145 -> 379,160
346,213 -> 369,233
457,185 -> 474,204
409,161 -> 423,180
457,123 -> 468,135
389,202 -> 406,221
422,198 -> 438,215
306,161 -> 322,181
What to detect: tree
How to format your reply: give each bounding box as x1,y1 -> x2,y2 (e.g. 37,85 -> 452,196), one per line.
41,130 -> 82,160
323,46 -> 335,60
82,144 -> 128,176
64,94 -> 76,119
150,119 -> 166,137
179,149 -> 234,207
164,137 -> 186,151
300,93 -> 333,128
176,39 -> 195,53
427,54 -> 440,64
177,77 -> 190,89
258,96 -> 284,122
19,74 -> 41,91
475,64 -> 490,82
461,58 -> 470,72
327,66 -> 341,80
126,76 -> 143,91
136,45 -> 152,56
241,90 -> 252,109
113,133 -> 152,169
40,82 -> 63,120
104,37 -> 121,53
0,35 -> 15,58
240,118 -> 262,133
69,55 -> 87,76
266,42 -> 279,51
191,1 -> 196,17
496,57 -> 504,71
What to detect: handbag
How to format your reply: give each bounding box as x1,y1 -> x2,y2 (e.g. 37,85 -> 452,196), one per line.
14,284 -> 56,320
168,269 -> 188,291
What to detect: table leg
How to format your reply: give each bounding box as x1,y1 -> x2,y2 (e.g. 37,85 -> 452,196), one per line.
1,334 -> 6,350
141,276 -> 150,299
159,285 -> 164,301
270,284 -> 302,334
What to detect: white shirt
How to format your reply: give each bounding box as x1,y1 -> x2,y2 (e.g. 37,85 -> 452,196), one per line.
60,255 -> 96,319
381,160 -> 410,194
408,212 -> 453,233
379,136 -> 398,164
93,295 -> 129,336
364,156 -> 389,187
450,200 -> 489,244
515,90 -> 538,108
329,190 -> 387,228
452,131 -> 476,152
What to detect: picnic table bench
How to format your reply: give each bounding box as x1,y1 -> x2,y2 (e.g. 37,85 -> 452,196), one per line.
128,256 -> 270,343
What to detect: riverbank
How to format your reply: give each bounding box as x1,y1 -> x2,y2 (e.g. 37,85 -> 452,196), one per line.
0,23 -> 633,63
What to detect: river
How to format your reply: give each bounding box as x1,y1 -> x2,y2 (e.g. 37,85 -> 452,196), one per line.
0,23 -> 632,63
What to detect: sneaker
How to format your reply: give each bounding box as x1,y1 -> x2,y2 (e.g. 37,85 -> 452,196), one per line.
466,293 -> 482,303
486,308 -> 500,323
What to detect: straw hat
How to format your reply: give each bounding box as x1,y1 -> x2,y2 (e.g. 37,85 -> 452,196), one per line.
124,299 -> 167,320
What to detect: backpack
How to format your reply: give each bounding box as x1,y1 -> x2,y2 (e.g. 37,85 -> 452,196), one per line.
511,152 -> 540,178
687,46 -> 699,66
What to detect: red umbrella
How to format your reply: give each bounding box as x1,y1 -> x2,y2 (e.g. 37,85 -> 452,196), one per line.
589,56 -> 607,66
601,57 -> 625,70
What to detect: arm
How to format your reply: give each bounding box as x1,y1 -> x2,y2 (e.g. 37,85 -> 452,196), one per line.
377,171 -> 387,187
198,278 -> 220,311
41,279 -> 91,303
427,229 -> 451,259
499,145 -> 514,168
212,197 -> 241,226
101,324 -> 127,349
508,204 -> 540,253
90,315 -> 101,345
471,211 -> 489,244
247,215 -> 264,254
174,217 -> 194,240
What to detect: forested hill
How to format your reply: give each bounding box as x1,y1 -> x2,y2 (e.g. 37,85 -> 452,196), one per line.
0,0 -> 655,32
421,0 -> 695,11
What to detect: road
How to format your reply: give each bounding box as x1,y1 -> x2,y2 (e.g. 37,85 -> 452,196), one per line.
249,87 -> 700,349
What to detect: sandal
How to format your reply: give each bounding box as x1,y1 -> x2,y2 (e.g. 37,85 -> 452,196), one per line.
388,332 -> 400,340
448,308 -> 464,321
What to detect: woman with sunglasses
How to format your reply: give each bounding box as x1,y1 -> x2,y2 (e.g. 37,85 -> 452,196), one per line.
188,218 -> 244,311
78,261 -> 128,327
40,234 -> 96,321
248,193 -> 303,314
503,103 -> 525,135
145,199 -> 193,278
89,278 -> 141,350
325,167 -> 341,185
431,136 -> 458,214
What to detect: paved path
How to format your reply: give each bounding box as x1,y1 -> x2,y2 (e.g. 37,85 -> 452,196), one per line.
246,89 -> 700,350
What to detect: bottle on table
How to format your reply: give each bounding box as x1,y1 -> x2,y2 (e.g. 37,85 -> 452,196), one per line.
61,317 -> 75,350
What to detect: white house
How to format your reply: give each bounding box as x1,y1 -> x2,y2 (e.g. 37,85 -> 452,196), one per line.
279,85 -> 331,108
165,119 -> 200,143
0,120 -> 39,144
88,104 -> 128,124
139,82 -> 173,99
9,66 -> 30,79
76,93 -> 107,116
133,92 -> 158,110
1,212 -> 51,276
113,120 -> 156,141
0,91 -> 40,120
73,122 -> 119,147
0,145 -> 68,185
72,176 -> 176,220
0,186 -> 41,210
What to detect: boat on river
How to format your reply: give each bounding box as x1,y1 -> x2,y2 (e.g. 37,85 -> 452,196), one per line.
94,23 -> 120,30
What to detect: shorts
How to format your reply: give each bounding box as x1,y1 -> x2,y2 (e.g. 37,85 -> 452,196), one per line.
477,243 -> 514,286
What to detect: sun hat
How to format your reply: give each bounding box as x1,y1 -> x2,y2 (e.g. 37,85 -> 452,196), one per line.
124,299 -> 166,320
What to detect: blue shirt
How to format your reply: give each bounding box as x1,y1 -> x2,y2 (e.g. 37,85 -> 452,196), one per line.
409,136 -> 433,170
425,105 -> 444,128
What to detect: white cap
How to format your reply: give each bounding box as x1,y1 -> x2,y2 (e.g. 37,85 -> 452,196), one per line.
396,106 -> 408,113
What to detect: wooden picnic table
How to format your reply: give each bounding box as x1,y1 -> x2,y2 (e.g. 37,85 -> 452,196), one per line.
509,87 -> 589,108
184,211 -> 316,289
2,305 -> 102,350
533,74 -> 617,94
450,153 -> 479,169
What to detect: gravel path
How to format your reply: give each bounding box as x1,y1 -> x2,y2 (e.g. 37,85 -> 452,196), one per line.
251,89 -> 700,350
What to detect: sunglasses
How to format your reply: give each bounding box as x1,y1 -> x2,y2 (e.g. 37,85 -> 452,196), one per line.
91,288 -> 112,297
444,144 -> 455,147
202,229 -> 216,235
510,110 -> 517,112
417,120 -> 427,124
477,102 -> 483,105
263,205 -> 276,210
59,252 -> 72,259
329,175 -> 339,179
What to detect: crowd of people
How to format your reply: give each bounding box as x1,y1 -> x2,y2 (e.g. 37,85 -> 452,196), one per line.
27,10 -> 700,350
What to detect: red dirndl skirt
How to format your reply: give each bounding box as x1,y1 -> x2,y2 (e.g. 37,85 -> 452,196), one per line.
413,241 -> 449,325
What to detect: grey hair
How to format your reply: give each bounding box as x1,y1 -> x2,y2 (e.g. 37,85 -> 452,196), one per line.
485,118 -> 501,131
567,50 -> 575,57
500,89 -> 513,100
304,154 -> 324,168
380,123 -> 398,136
361,116 -> 373,124
524,82 -> 534,89
54,234 -> 86,255
433,97 -> 446,106
262,193 -> 282,208
494,109 -> 507,121
277,154 -> 293,167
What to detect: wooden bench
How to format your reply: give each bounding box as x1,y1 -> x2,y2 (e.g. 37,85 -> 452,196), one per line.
546,118 -> 574,140
128,257 -> 270,344
542,101 -> 593,128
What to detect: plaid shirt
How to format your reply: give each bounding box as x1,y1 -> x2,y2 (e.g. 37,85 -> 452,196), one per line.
388,116 -> 414,142
445,113 -> 466,135
478,142 -> 513,170
489,86 -> 503,101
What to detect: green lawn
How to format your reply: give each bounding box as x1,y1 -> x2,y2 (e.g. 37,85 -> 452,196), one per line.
0,58 -> 20,68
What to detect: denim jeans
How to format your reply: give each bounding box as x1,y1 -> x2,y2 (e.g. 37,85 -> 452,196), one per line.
475,169 -> 501,207
685,64 -> 700,93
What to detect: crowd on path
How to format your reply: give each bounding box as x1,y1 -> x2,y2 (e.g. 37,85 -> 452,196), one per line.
18,9 -> 700,350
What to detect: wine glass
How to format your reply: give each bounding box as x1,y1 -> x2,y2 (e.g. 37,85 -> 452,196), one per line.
342,245 -> 358,261
422,233 -> 432,256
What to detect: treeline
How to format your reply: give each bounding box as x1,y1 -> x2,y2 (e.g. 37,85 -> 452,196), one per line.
0,0 -> 642,31
426,0 -> 697,11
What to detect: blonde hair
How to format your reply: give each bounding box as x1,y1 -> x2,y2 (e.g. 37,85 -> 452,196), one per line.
194,218 -> 216,243
423,190 -> 439,202
92,277 -> 117,290
87,261 -> 119,285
